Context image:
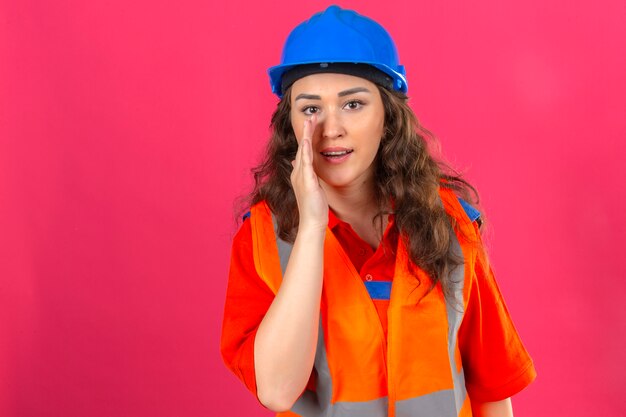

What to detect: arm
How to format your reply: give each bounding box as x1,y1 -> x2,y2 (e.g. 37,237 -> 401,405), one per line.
458,221 -> 536,408
471,398 -> 513,417
254,226 -> 324,411
254,115 -> 328,412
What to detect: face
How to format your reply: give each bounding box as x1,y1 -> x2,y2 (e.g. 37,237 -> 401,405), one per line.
289,72 -> 385,191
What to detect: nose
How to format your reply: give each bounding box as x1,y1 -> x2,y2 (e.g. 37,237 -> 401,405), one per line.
319,110 -> 345,140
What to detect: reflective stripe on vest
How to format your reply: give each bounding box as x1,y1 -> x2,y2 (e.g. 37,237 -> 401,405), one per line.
250,189 -> 478,417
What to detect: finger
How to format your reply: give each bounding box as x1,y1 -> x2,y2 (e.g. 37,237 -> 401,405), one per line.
302,139 -> 321,187
302,138 -> 311,168
303,113 -> 317,142
301,115 -> 317,171
293,116 -> 317,178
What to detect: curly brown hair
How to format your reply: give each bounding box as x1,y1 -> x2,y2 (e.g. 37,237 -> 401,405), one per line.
244,85 -> 482,298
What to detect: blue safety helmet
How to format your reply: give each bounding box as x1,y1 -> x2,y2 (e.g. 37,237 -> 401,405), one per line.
268,5 -> 408,98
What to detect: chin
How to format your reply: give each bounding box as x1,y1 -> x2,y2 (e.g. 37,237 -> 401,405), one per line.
319,173 -> 359,189
316,164 -> 374,190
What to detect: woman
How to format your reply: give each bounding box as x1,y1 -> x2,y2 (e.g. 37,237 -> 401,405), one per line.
221,5 -> 536,417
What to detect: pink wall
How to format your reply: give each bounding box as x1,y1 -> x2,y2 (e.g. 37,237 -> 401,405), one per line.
1,0 -> 625,416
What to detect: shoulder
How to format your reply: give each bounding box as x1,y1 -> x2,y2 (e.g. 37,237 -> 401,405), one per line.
232,213 -> 253,252
240,200 -> 271,223
438,186 -> 483,228
234,200 -> 274,248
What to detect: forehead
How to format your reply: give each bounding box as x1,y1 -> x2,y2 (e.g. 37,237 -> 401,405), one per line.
290,73 -> 378,96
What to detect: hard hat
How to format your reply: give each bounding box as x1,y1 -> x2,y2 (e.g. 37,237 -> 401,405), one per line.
268,5 -> 408,97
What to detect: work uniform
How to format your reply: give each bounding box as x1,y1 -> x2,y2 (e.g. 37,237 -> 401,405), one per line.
221,186 -> 536,417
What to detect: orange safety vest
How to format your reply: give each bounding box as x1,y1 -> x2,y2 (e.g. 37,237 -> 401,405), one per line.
249,187 -> 479,417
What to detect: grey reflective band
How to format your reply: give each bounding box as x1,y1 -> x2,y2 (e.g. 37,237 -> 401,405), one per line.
445,233 -> 468,413
396,390 -> 458,417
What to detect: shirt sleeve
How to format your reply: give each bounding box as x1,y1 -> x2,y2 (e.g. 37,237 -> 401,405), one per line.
220,218 -> 275,398
458,223 -> 537,402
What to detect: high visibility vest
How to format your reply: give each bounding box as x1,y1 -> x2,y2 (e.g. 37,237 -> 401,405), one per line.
249,187 -> 480,417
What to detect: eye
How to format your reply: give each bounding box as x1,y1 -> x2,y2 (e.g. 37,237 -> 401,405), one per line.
344,100 -> 364,110
302,106 -> 319,115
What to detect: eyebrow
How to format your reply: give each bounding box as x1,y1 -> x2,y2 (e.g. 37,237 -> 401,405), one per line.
338,87 -> 371,97
294,87 -> 372,101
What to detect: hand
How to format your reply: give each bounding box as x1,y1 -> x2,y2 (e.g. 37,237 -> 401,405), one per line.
290,114 -> 328,233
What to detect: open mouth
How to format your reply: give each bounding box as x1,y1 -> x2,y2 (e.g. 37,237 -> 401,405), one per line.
320,149 -> 354,158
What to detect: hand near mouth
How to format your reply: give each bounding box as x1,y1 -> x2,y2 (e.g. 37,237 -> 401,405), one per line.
290,114 -> 329,233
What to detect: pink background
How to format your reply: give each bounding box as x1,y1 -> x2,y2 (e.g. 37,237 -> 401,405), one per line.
1,0 -> 625,416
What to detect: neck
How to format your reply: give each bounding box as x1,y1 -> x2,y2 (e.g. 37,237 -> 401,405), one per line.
322,179 -> 391,249
321,179 -> 380,224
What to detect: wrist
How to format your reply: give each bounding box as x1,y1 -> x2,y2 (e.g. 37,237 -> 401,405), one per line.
296,223 -> 327,240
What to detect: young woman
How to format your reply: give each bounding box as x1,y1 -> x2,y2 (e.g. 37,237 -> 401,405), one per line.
221,6 -> 536,417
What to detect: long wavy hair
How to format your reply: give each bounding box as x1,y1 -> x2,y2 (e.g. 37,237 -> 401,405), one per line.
244,84 -> 482,298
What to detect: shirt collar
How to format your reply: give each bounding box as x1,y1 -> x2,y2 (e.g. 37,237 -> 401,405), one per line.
328,208 -> 342,231
328,208 -> 395,231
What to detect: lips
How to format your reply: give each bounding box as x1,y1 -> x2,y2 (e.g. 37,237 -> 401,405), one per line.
320,148 -> 353,157
319,147 -> 353,164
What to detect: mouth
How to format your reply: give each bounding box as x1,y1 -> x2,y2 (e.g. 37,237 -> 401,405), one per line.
319,147 -> 353,164
320,149 -> 354,158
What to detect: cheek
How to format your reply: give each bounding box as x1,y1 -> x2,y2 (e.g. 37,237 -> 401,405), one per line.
361,117 -> 385,150
370,102 -> 385,137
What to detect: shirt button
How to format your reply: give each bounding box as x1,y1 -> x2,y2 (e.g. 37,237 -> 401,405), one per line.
365,274 -> 373,281
359,248 -> 367,256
